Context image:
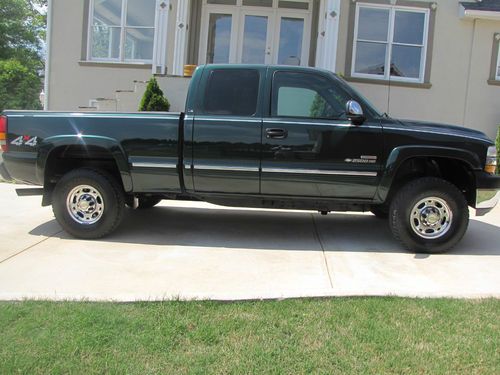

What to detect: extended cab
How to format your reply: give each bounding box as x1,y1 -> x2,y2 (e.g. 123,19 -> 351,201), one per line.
1,65 -> 499,253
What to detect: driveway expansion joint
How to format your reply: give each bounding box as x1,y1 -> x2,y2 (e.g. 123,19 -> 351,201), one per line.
0,230 -> 64,265
311,214 -> 334,289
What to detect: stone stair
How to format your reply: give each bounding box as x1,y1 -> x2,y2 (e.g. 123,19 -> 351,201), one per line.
80,76 -> 189,112
80,80 -> 147,112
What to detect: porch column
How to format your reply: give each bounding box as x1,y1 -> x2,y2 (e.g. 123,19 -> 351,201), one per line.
315,0 -> 340,72
153,0 -> 170,75
172,0 -> 190,76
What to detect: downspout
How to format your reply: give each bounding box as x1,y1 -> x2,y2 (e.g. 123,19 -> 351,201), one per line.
462,18 -> 476,127
44,0 -> 53,110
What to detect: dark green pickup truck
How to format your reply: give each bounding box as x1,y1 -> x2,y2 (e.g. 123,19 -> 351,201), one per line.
1,65 -> 499,253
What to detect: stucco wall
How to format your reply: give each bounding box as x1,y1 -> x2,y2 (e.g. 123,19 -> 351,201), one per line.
337,0 -> 500,139
47,0 -> 500,139
47,0 -> 185,112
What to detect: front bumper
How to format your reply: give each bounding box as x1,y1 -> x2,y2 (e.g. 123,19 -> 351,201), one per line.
475,171 -> 500,216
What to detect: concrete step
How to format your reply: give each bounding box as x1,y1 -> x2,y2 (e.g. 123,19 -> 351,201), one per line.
91,98 -> 118,111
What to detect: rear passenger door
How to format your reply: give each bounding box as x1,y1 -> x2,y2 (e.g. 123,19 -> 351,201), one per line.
191,67 -> 264,194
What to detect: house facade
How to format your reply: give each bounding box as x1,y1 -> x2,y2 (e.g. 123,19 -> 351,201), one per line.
44,0 -> 500,138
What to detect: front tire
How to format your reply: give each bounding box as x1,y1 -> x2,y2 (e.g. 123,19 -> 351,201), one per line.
370,205 -> 389,219
52,168 -> 125,239
389,177 -> 469,253
126,196 -> 162,209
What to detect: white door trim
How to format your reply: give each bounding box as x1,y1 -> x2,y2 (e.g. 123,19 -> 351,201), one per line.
315,0 -> 340,72
172,0 -> 190,76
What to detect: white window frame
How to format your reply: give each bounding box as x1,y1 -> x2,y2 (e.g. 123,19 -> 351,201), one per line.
199,0 -> 311,66
351,2 -> 430,84
496,45 -> 500,80
87,0 -> 163,65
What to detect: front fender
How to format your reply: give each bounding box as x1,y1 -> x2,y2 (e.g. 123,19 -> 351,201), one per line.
375,145 -> 481,202
37,135 -> 133,192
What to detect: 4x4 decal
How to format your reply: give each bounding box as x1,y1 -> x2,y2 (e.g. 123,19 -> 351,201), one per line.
11,136 -> 38,147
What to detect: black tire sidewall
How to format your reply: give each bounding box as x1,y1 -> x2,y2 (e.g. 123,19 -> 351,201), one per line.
53,169 -> 124,239
390,178 -> 469,253
371,205 -> 389,219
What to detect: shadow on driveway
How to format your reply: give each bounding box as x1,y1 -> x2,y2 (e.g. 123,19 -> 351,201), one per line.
29,206 -> 500,256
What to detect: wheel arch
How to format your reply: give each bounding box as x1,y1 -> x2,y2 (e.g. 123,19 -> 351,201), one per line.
38,135 -> 132,205
376,146 -> 480,206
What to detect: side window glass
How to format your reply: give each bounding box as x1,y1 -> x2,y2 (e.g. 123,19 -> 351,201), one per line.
272,71 -> 347,119
203,69 -> 260,116
276,87 -> 335,118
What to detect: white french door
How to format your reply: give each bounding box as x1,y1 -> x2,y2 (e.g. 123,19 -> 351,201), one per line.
199,6 -> 239,64
237,11 -> 274,64
199,2 -> 311,66
273,13 -> 309,66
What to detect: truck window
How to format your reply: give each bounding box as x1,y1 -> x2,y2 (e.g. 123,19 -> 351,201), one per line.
203,69 -> 260,116
271,71 -> 350,119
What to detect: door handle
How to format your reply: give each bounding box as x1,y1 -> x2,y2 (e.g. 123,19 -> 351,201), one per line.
266,128 -> 288,139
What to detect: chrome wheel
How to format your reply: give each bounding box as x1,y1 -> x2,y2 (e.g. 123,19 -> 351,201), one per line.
410,196 -> 453,239
66,184 -> 105,225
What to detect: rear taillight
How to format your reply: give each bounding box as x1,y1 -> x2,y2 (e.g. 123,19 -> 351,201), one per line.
0,116 -> 7,152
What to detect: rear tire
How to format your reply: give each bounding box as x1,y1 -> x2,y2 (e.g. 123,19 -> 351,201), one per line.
52,168 -> 125,239
389,177 -> 469,253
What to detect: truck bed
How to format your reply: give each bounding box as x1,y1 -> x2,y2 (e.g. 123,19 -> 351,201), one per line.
2,111 -> 182,193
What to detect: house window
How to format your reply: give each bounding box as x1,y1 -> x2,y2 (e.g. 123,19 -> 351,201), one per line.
352,3 -> 429,83
89,0 -> 157,62
496,45 -> 500,80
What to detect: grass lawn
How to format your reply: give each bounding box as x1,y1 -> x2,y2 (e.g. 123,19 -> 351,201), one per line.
0,298 -> 498,374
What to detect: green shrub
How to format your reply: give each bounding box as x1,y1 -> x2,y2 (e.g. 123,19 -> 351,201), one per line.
139,77 -> 170,112
0,59 -> 42,112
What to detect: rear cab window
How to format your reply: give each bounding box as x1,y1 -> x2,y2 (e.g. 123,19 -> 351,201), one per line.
202,69 -> 260,117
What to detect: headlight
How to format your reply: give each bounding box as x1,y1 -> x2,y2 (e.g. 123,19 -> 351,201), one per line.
485,145 -> 497,174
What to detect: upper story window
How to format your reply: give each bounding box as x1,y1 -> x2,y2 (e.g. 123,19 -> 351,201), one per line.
351,3 -> 430,83
496,45 -> 500,80
88,0 -> 157,62
488,33 -> 500,85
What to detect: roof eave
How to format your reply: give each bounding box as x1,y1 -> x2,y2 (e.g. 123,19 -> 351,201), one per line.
460,5 -> 500,21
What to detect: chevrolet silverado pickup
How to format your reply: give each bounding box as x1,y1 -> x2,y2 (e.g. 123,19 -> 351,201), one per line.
1,65 -> 499,253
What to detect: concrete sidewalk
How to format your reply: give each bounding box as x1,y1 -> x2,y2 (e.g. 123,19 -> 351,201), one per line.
0,182 -> 499,301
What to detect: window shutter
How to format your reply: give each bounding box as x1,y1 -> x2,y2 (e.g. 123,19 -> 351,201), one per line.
152,0 -> 170,75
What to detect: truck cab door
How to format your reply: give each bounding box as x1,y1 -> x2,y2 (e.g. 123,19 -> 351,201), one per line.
261,69 -> 383,199
190,67 -> 264,194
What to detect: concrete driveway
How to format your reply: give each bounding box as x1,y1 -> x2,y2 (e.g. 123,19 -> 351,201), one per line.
0,182 -> 499,301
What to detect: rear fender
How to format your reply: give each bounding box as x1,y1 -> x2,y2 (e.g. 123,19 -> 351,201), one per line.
37,135 -> 132,192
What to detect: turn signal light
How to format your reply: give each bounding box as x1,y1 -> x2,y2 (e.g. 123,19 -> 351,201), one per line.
0,116 -> 7,152
485,146 -> 497,174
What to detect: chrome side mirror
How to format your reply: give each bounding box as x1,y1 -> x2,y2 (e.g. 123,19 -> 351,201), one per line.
346,100 -> 365,125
